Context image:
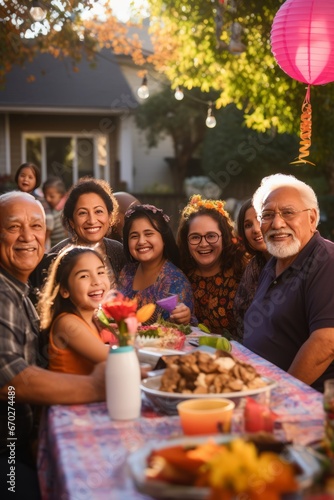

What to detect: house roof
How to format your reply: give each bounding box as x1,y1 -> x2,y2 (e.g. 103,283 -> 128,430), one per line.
0,48 -> 138,115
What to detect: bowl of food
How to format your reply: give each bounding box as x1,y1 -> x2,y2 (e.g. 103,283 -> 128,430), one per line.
141,350 -> 276,415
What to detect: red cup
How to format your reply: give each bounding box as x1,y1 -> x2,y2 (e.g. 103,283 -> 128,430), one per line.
244,397 -> 277,433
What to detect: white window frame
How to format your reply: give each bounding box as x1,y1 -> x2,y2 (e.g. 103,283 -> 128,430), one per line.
22,131 -> 110,184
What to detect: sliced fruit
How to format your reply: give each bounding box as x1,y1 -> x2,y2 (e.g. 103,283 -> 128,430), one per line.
198,336 -> 219,348
198,336 -> 232,352
216,337 -> 232,353
198,323 -> 211,333
136,303 -> 156,323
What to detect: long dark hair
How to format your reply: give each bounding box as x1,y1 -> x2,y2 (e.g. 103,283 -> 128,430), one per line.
38,246 -> 105,330
62,177 -> 118,237
122,204 -> 180,267
236,198 -> 255,255
177,196 -> 248,278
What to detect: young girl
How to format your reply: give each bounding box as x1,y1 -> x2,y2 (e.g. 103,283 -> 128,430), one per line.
15,162 -> 41,195
118,204 -> 195,325
38,246 -> 111,375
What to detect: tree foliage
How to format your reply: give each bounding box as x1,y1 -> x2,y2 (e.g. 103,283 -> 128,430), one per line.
0,0 -> 144,85
144,0 -> 334,191
145,0 -> 303,133
2,0 -> 334,193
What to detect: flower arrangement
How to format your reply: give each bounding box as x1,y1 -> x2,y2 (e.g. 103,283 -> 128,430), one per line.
96,290 -> 156,347
146,438 -> 298,499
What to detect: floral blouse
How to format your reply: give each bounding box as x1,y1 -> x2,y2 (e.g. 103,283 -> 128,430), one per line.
118,260 -> 195,324
188,268 -> 241,341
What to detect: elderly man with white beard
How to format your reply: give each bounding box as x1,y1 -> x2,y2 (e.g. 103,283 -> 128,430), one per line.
243,173 -> 334,392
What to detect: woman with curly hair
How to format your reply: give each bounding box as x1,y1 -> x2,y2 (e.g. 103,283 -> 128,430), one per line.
177,195 -> 249,341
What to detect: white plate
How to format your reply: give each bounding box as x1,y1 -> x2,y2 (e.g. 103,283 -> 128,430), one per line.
138,348 -> 185,367
127,435 -> 322,499
141,374 -> 277,414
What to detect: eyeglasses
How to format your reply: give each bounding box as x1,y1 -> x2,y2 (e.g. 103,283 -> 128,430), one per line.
188,232 -> 221,245
259,208 -> 311,223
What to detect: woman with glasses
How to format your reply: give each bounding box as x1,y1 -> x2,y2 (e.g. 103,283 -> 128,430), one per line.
177,195 -> 249,340
233,199 -> 270,341
118,204 -> 195,325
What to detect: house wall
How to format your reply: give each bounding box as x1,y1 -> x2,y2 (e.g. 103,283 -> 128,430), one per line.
0,115 -> 6,174
6,113 -> 119,187
118,63 -> 174,193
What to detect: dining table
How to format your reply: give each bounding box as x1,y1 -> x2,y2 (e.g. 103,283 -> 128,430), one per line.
37,341 -> 326,500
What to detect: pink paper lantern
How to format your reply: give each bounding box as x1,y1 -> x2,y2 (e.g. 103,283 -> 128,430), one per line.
271,0 -> 334,85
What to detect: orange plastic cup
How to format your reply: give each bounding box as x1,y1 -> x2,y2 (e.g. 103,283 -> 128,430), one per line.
177,398 -> 235,435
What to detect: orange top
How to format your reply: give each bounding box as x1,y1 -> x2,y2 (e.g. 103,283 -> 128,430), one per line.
48,313 -> 104,375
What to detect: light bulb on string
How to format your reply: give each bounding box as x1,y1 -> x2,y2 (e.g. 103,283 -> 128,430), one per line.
137,76 -> 149,99
29,0 -> 47,22
174,86 -> 184,101
205,103 -> 216,128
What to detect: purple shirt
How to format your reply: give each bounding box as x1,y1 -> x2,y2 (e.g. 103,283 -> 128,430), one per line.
244,231 -> 334,392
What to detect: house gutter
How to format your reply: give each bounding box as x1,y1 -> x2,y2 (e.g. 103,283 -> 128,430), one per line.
0,107 -> 133,115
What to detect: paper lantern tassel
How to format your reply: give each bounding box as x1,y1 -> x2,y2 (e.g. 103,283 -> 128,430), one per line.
291,85 -> 315,166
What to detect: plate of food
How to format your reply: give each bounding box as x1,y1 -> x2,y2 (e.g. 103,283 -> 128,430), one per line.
136,322 -> 188,350
141,349 -> 277,414
127,434 -> 323,499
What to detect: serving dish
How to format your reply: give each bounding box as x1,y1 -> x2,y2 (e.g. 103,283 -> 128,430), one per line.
127,435 -> 323,499
141,373 -> 277,414
138,348 -> 185,368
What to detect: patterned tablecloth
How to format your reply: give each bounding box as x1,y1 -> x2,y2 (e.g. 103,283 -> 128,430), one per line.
37,342 -> 325,500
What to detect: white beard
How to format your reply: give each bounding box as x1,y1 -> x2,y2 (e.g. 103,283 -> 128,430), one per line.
265,231 -> 301,259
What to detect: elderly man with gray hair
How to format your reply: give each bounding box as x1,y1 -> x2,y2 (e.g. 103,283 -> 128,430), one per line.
0,191 -> 106,498
244,173 -> 334,392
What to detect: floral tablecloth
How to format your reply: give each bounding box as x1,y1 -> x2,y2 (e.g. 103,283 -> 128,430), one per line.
37,341 -> 325,499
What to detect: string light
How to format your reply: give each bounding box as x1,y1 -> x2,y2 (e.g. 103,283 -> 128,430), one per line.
137,73 -> 218,128
174,86 -> 184,100
205,102 -> 217,128
137,75 -> 149,99
29,0 -> 47,22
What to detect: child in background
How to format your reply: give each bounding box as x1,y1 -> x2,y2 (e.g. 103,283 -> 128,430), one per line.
15,162 -> 41,195
37,246 -> 111,375
15,162 -> 53,248
42,176 -> 68,247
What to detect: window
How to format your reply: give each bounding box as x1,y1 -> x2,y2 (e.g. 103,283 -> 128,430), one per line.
24,133 -> 109,189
